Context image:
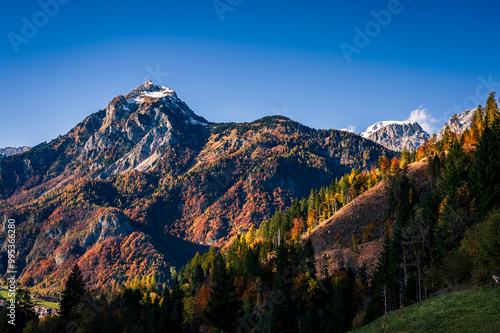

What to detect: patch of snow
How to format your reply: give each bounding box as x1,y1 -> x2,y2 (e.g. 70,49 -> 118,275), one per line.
127,83 -> 175,105
127,97 -> 144,104
143,87 -> 175,99
187,118 -> 208,126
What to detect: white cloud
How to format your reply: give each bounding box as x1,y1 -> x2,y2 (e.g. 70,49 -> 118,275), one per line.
406,108 -> 439,134
341,125 -> 356,133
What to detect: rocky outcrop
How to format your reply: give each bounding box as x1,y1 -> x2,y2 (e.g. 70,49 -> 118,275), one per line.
83,209 -> 133,248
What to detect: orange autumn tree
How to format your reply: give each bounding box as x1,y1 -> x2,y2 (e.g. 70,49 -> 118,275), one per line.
307,210 -> 318,231
390,157 -> 400,176
291,217 -> 305,241
379,156 -> 390,180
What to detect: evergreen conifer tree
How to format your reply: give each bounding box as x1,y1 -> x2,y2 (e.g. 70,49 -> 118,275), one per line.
203,252 -> 241,332
469,122 -> 500,217
60,264 -> 87,321
440,140 -> 471,199
260,271 -> 296,333
301,238 -> 316,277
169,279 -> 184,333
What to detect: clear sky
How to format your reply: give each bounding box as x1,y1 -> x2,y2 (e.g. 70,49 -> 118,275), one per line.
0,0 -> 499,147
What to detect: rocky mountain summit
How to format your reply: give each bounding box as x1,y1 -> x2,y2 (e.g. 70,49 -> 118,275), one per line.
361,121 -> 429,152
71,80 -> 209,178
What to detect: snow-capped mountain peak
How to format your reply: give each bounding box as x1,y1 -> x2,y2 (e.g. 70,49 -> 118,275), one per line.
361,120 -> 408,139
360,120 -> 429,152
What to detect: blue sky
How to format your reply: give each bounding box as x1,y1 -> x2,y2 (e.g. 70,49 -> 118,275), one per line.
0,0 -> 499,146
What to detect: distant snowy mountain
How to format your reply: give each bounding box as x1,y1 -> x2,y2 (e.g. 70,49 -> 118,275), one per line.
361,121 -> 429,152
436,107 -> 482,140
0,146 -> 30,158
361,121 -> 407,139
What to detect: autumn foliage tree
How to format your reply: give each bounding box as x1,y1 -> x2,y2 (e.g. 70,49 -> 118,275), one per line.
379,156 -> 390,180
390,157 -> 400,176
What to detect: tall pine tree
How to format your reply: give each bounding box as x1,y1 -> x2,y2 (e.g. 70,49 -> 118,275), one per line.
259,271 -> 296,333
203,252 -> 241,332
469,121 -> 500,217
60,264 -> 87,321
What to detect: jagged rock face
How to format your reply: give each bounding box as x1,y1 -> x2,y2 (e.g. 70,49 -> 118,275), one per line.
0,146 -> 30,158
362,121 -> 429,152
436,107 -> 481,140
83,210 -> 132,248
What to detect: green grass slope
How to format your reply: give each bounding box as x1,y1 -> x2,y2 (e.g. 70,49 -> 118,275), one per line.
0,289 -> 59,309
353,286 -> 500,333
